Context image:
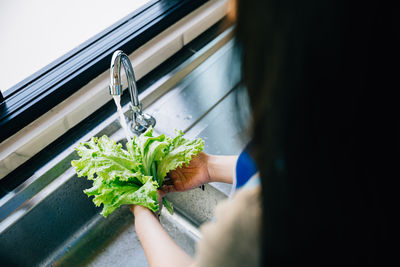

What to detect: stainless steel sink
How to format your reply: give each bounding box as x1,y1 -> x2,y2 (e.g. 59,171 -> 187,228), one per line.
0,33 -> 249,267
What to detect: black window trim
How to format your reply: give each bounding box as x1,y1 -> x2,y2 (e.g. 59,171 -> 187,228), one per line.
0,0 -> 209,143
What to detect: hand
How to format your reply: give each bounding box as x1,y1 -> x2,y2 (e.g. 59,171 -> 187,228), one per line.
130,190 -> 163,217
159,152 -> 210,196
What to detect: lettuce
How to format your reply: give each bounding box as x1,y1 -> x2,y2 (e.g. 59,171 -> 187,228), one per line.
71,127 -> 203,217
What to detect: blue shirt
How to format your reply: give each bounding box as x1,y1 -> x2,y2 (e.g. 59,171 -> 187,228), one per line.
231,144 -> 260,196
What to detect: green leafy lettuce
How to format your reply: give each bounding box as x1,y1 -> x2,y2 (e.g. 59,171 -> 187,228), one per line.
71,127 -> 203,217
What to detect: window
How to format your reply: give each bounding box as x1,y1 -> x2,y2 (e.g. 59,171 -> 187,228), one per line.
0,0 -> 152,95
0,0 -> 209,142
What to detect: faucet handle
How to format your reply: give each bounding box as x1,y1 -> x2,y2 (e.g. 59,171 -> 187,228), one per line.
131,102 -> 142,113
129,103 -> 156,134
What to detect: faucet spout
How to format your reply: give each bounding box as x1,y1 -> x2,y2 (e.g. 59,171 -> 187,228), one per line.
109,50 -> 156,134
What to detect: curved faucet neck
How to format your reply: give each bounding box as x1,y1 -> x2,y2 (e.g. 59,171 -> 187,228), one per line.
109,50 -> 139,107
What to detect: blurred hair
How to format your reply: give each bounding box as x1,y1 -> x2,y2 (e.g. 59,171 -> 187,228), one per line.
235,0 -> 392,265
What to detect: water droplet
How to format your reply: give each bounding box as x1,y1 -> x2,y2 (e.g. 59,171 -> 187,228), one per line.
184,115 -> 192,120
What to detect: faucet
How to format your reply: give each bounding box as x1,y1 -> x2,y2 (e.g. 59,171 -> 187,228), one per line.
109,50 -> 156,134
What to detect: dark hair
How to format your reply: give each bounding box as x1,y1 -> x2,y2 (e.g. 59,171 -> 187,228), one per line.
235,0 -> 391,265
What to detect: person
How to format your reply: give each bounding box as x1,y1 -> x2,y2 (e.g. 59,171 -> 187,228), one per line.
130,0 -> 390,266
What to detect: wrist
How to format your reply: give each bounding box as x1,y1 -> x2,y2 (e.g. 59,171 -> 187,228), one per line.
207,154 -> 237,184
206,154 -> 216,183
204,153 -> 212,183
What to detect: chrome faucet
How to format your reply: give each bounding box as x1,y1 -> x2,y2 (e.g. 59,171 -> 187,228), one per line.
109,50 -> 156,134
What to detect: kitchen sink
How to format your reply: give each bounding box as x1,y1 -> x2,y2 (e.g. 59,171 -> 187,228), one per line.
0,34 -> 249,267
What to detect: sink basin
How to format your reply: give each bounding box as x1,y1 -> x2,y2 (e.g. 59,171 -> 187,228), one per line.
0,38 -> 248,267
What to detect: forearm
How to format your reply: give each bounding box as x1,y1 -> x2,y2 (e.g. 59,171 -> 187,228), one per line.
207,155 -> 238,184
132,205 -> 192,267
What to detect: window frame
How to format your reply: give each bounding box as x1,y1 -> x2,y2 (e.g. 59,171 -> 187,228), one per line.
0,0 -> 209,143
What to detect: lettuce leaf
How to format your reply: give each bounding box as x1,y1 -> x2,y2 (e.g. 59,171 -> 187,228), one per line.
162,197 -> 174,214
156,130 -> 204,185
71,127 -> 203,217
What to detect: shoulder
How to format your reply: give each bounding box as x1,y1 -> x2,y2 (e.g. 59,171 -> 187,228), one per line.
195,186 -> 261,267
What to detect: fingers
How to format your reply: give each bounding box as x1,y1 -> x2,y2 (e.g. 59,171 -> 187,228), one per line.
163,177 -> 174,186
156,190 -> 163,203
159,184 -> 177,197
166,170 -> 181,180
